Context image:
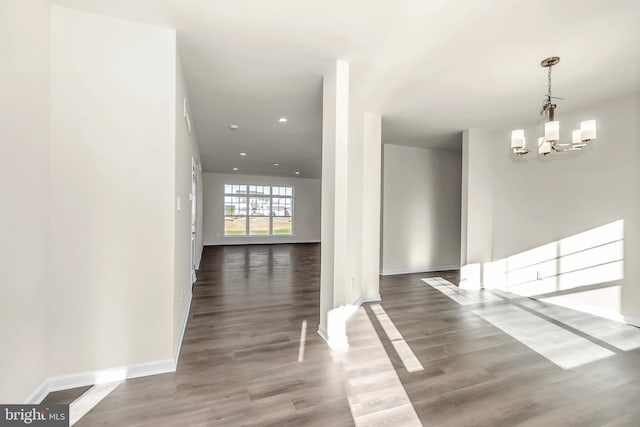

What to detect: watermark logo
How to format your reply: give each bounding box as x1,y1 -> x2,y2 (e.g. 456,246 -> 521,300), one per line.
0,405 -> 68,426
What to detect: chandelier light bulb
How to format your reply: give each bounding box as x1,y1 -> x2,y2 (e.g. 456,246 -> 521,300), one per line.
580,120 -> 597,141
511,130 -> 525,149
544,121 -> 560,142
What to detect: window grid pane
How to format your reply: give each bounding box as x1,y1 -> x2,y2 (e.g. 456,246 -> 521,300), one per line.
224,196 -> 248,216
224,184 -> 293,236
225,185 -> 247,195
272,197 -> 292,217
249,197 -> 270,216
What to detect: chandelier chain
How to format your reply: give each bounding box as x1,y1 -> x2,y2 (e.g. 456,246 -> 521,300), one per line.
547,66 -> 552,99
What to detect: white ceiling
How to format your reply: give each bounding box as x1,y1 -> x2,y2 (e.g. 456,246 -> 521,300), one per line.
52,0 -> 640,178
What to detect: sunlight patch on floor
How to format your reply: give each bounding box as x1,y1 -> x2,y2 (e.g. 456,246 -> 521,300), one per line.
517,299 -> 640,352
422,276 -> 628,369
370,304 -> 424,373
298,319 -> 307,362
69,381 -> 121,426
472,304 -> 615,369
422,277 -> 503,305
337,307 -> 422,427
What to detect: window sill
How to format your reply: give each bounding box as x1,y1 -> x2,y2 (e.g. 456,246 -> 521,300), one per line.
223,234 -> 296,238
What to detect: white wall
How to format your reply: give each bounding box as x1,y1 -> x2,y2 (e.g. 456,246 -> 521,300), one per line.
462,92 -> 640,321
0,0 -> 50,403
173,52 -> 203,354
382,144 -> 462,275
203,173 -> 321,245
49,6 -> 176,375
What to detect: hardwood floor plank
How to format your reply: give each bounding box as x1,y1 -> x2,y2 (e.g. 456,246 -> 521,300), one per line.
39,244 -> 639,426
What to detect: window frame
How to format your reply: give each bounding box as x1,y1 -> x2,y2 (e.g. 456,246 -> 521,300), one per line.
223,184 -> 294,237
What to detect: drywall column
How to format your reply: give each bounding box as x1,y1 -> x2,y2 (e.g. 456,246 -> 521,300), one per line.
361,113 -> 382,299
460,131 -> 469,268
460,129 -> 494,289
0,0 -> 50,403
318,61 -> 336,342
319,60 -> 382,349
173,52 -> 203,358
319,60 -> 349,347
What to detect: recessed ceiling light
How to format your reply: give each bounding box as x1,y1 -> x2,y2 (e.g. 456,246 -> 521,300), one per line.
232,167 -> 238,171
240,152 -> 247,156
230,124 -> 239,131
273,163 -> 279,166
295,171 -> 300,175
278,117 -> 287,123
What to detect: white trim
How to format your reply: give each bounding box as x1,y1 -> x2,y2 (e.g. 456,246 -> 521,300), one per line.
205,240 -> 320,246
353,294 -> 381,306
25,380 -> 50,405
173,290 -> 193,368
380,265 -> 459,276
47,359 -> 174,393
317,324 -> 348,350
317,294 -> 383,350
26,286 -> 195,404
26,358 -> 175,404
317,325 -> 329,343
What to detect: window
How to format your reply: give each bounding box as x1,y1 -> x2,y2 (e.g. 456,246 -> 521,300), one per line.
224,184 -> 293,236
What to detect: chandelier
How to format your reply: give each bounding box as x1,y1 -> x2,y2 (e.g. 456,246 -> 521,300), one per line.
511,57 -> 596,156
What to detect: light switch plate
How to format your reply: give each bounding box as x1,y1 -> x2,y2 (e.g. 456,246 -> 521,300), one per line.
177,197 -> 181,211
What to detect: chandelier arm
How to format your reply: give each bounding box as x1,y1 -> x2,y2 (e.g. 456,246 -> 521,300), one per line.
551,141 -> 583,152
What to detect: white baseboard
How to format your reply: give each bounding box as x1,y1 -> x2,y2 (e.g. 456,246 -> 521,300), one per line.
173,290 -> 193,368
25,358 -> 175,404
196,246 -> 203,270
317,294 -> 383,350
353,294 -> 381,306
317,325 -> 329,343
26,285 -> 195,404
50,359 -> 175,393
318,324 -> 348,350
25,380 -> 50,405
380,265 -> 459,276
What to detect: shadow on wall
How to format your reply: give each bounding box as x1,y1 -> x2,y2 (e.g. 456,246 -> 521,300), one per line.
461,220 -> 624,316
